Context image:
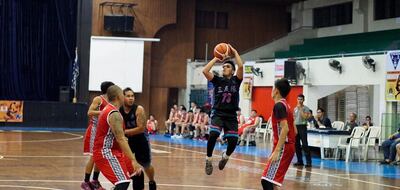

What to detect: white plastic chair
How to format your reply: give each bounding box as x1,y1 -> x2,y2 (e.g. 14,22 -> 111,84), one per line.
247,117 -> 262,146
255,118 -> 267,141
363,126 -> 381,161
335,127 -> 366,162
332,121 -> 345,130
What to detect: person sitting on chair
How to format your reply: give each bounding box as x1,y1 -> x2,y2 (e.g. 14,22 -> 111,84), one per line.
238,110 -> 260,146
344,112 -> 358,135
381,127 -> 400,165
316,108 -> 332,128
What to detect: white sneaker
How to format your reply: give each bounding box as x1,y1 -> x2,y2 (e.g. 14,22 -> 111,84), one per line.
171,135 -> 177,138
176,135 -> 184,139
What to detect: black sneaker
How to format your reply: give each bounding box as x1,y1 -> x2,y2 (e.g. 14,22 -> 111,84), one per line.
380,160 -> 390,165
294,162 -> 304,167
218,152 -> 229,170
149,181 -> 157,190
205,159 -> 213,175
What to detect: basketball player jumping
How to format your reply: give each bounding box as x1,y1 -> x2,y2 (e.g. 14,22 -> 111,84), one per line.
202,44 -> 243,175
81,81 -> 114,190
261,78 -> 296,190
120,87 -> 157,190
93,85 -> 141,190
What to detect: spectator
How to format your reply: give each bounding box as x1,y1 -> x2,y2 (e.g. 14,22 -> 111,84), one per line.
316,108 -> 332,128
181,110 -> 194,138
395,143 -> 400,165
164,107 -> 176,135
238,110 -> 260,146
344,112 -> 358,134
147,114 -> 158,135
307,110 -> 318,129
194,109 -> 209,140
362,116 -> 374,130
190,101 -> 198,112
173,108 -> 187,138
237,108 -> 245,128
381,127 -> 400,165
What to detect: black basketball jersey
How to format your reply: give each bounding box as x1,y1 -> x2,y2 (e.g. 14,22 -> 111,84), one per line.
210,75 -> 242,118
120,104 -> 138,130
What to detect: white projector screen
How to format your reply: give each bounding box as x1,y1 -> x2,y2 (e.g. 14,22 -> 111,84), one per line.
89,36 -> 159,92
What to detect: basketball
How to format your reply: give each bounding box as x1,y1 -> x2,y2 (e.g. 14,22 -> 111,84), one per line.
214,43 -> 231,61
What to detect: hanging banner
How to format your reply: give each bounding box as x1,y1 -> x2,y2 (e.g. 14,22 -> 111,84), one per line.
242,77 -> 253,99
0,101 -> 24,122
244,61 -> 255,78
275,59 -> 287,79
386,51 -> 400,101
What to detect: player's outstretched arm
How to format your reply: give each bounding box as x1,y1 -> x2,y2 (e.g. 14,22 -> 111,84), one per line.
125,106 -> 146,136
87,96 -> 102,117
203,57 -> 219,81
229,45 -> 243,81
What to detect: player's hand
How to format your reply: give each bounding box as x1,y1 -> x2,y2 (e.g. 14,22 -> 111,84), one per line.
228,44 -> 238,57
269,150 -> 279,162
131,161 -> 142,176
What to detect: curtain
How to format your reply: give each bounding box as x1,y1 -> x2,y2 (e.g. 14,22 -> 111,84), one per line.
0,0 -> 77,101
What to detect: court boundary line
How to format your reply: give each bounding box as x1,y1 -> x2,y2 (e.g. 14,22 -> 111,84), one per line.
0,180 -> 255,190
0,184 -> 62,190
151,143 -> 400,190
0,132 -> 83,143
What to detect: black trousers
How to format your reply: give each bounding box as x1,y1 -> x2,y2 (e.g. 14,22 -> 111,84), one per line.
295,124 -> 311,164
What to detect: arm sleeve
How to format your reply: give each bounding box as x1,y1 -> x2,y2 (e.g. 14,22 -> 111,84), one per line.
273,103 -> 287,121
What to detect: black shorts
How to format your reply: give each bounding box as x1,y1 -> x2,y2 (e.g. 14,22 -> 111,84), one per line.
128,134 -> 152,168
210,115 -> 239,138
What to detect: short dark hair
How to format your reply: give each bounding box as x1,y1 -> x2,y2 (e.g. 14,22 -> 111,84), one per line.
188,110 -> 193,113
223,60 -> 236,71
106,85 -> 121,101
182,107 -> 187,111
298,94 -> 305,99
366,116 -> 371,120
317,108 -> 325,113
237,108 -> 241,111
101,81 -> 114,94
123,87 -> 134,95
251,109 -> 257,113
274,78 -> 291,98
309,110 -> 313,114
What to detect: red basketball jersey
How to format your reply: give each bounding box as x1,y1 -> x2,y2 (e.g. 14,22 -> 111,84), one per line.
93,104 -> 125,156
89,95 -> 109,126
271,99 -> 296,147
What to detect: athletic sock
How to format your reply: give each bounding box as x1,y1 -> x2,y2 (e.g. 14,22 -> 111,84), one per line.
84,173 -> 90,182
92,171 -> 100,181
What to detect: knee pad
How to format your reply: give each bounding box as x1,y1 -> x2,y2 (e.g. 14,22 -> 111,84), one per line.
131,174 -> 145,190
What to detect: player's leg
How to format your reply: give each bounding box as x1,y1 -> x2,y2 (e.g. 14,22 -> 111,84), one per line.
82,125 -> 94,189
132,136 -> 157,190
90,164 -> 105,190
218,118 -> 239,170
261,179 -> 274,190
81,156 -> 94,189
206,116 -> 222,175
239,127 -> 250,146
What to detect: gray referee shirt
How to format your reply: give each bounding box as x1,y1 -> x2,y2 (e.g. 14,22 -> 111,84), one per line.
294,106 -> 310,125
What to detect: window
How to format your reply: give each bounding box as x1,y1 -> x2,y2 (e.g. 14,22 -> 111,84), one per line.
313,2 -> 353,28
196,10 -> 215,28
196,10 -> 229,29
216,12 -> 228,29
375,0 -> 400,20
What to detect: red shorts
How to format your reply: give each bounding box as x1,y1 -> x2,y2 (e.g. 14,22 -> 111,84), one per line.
83,124 -> 96,155
93,152 -> 133,185
262,143 -> 295,187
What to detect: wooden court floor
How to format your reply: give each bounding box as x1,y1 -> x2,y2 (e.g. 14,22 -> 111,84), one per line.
0,131 -> 399,190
